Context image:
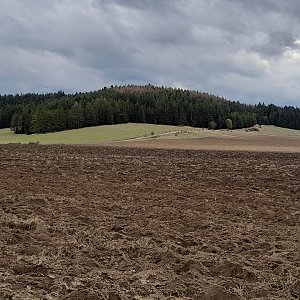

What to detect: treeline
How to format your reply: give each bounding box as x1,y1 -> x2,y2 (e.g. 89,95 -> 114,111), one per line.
0,85 -> 299,134
0,91 -> 65,131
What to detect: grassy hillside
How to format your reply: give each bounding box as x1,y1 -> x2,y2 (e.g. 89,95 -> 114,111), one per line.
0,123 -> 183,144
158,125 -> 300,139
1,123 -> 300,145
2,86 -> 300,136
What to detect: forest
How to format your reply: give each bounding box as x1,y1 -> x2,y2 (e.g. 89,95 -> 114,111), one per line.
0,85 -> 299,134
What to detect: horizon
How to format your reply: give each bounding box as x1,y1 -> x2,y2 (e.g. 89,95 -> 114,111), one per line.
1,84 -> 299,109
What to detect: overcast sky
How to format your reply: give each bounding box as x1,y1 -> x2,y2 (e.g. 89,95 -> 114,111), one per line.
1,0 -> 300,106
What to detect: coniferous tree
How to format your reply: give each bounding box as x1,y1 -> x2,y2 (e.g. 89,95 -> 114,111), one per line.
0,85 -> 299,134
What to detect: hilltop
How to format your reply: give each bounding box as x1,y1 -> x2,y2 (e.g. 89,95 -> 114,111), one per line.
0,85 -> 299,135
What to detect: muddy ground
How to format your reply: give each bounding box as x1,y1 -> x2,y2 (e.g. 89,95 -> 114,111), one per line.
0,144 -> 299,300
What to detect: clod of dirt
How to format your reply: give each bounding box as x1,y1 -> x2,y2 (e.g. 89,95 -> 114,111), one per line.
211,261 -> 256,281
176,258 -> 208,275
65,206 -> 84,217
178,234 -> 198,247
108,291 -> 122,300
290,281 -> 300,298
200,286 -> 242,300
27,197 -> 48,207
5,232 -> 24,245
18,244 -> 40,256
62,290 -> 106,300
123,223 -> 145,238
12,264 -> 48,276
156,249 -> 180,265
201,245 -> 222,254
6,218 -> 38,231
0,290 -> 13,300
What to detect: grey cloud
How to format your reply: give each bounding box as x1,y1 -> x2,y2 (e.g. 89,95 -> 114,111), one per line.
0,0 -> 300,106
253,32 -> 297,56
98,0 -> 182,14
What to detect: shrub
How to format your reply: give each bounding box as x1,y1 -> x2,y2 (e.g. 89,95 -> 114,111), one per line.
226,119 -> 233,130
208,121 -> 217,130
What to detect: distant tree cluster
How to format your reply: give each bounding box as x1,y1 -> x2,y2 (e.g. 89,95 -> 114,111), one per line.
0,85 -> 299,134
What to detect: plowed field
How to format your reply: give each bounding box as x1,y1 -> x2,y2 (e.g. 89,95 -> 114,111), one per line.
0,145 -> 299,300
108,135 -> 300,153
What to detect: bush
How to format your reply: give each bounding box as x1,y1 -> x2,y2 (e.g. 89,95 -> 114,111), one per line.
208,121 -> 217,130
226,119 -> 233,130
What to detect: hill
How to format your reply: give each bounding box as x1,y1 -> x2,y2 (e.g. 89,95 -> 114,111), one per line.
1,123 -> 300,152
0,85 -> 300,135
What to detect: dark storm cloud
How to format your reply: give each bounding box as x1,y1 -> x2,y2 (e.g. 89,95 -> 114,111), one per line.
0,0 -> 300,105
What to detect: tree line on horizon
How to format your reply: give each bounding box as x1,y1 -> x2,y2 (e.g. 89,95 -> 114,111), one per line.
0,85 -> 299,134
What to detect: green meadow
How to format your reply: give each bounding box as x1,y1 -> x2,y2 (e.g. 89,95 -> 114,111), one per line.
1,123 -> 300,145
0,123 -> 183,144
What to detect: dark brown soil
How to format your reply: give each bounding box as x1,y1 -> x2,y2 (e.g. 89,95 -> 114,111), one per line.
0,144 -> 299,299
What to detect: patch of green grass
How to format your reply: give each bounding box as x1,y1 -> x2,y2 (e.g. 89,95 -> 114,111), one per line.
1,123 -> 299,145
0,123 -> 184,145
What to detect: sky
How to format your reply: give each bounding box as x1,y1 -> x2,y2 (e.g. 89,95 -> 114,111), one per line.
1,0 -> 300,106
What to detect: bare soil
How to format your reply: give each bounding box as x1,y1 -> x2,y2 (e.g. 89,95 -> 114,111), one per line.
0,144 -> 299,300
108,135 -> 300,153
